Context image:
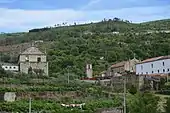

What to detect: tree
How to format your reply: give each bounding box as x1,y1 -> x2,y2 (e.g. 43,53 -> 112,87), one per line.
165,98 -> 170,113
127,93 -> 160,113
128,85 -> 137,95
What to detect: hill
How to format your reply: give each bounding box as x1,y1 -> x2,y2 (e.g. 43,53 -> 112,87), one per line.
141,19 -> 170,31
0,18 -> 170,76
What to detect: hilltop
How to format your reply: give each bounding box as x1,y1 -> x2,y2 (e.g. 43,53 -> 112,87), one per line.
0,18 -> 170,44
0,18 -> 170,76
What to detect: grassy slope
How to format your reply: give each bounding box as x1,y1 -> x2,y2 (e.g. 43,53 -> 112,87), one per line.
140,19 -> 170,31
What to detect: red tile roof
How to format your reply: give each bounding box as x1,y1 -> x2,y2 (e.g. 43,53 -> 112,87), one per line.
143,73 -> 168,77
111,61 -> 126,68
138,55 -> 170,64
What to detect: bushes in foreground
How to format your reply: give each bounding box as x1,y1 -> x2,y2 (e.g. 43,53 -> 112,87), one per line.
0,98 -> 121,113
127,93 -> 160,113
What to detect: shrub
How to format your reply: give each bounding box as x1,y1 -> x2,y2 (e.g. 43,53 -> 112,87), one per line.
165,98 -> 170,113
128,85 -> 137,95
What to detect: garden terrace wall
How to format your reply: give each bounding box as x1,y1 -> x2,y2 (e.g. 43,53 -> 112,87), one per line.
16,91 -> 79,100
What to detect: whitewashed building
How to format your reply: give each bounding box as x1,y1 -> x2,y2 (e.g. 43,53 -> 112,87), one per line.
1,63 -> 19,72
136,56 -> 170,75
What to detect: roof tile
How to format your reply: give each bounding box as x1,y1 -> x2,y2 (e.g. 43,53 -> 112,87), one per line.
21,46 -> 44,55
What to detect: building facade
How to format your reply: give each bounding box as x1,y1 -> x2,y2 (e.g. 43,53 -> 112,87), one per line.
109,58 -> 140,76
19,46 -> 48,76
136,56 -> 170,75
0,63 -> 18,72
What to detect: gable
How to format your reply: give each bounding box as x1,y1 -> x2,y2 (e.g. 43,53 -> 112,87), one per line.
21,47 -> 44,55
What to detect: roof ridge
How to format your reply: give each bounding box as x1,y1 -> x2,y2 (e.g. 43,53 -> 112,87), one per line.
138,55 -> 170,64
21,46 -> 44,55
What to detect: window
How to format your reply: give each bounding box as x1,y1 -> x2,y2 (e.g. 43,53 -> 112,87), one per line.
163,62 -> 165,66
141,65 -> 143,70
168,69 -> 170,72
13,67 -> 16,69
37,57 -> 41,62
5,66 -> 8,69
146,72 -> 148,74
88,65 -> 90,69
25,55 -> 29,62
158,70 -> 160,73
9,67 -> 11,69
151,64 -> 153,68
163,69 -> 165,73
152,71 -> 154,73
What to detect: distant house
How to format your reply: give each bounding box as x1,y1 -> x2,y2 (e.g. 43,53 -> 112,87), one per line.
108,58 -> 140,76
136,56 -> 170,75
0,63 -> 18,72
112,31 -> 119,34
19,46 -> 48,76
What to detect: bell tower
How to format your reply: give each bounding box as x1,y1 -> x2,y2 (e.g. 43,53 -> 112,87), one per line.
86,64 -> 93,78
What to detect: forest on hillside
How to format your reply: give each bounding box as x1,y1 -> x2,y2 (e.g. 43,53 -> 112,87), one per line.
0,18 -> 170,77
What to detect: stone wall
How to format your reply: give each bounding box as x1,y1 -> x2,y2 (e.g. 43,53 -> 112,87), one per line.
97,108 -> 123,113
16,91 -> 78,101
20,62 -> 48,75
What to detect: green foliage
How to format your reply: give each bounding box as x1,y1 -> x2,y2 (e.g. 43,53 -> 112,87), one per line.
127,93 -> 160,113
0,99 -> 121,113
165,98 -> 170,113
128,85 -> 137,95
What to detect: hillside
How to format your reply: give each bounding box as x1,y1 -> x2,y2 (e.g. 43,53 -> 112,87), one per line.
0,18 -> 170,76
141,19 -> 170,31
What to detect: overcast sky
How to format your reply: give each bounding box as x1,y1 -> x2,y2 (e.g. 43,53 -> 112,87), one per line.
0,0 -> 170,32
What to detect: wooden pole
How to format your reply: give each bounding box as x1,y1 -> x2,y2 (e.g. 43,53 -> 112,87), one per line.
123,75 -> 126,113
29,97 -> 31,113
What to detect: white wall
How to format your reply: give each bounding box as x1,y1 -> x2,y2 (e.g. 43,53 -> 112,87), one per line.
86,64 -> 93,78
136,59 -> 170,75
19,55 -> 47,62
2,65 -> 19,71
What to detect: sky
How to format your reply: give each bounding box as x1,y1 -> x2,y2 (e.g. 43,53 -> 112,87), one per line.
0,0 -> 170,33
